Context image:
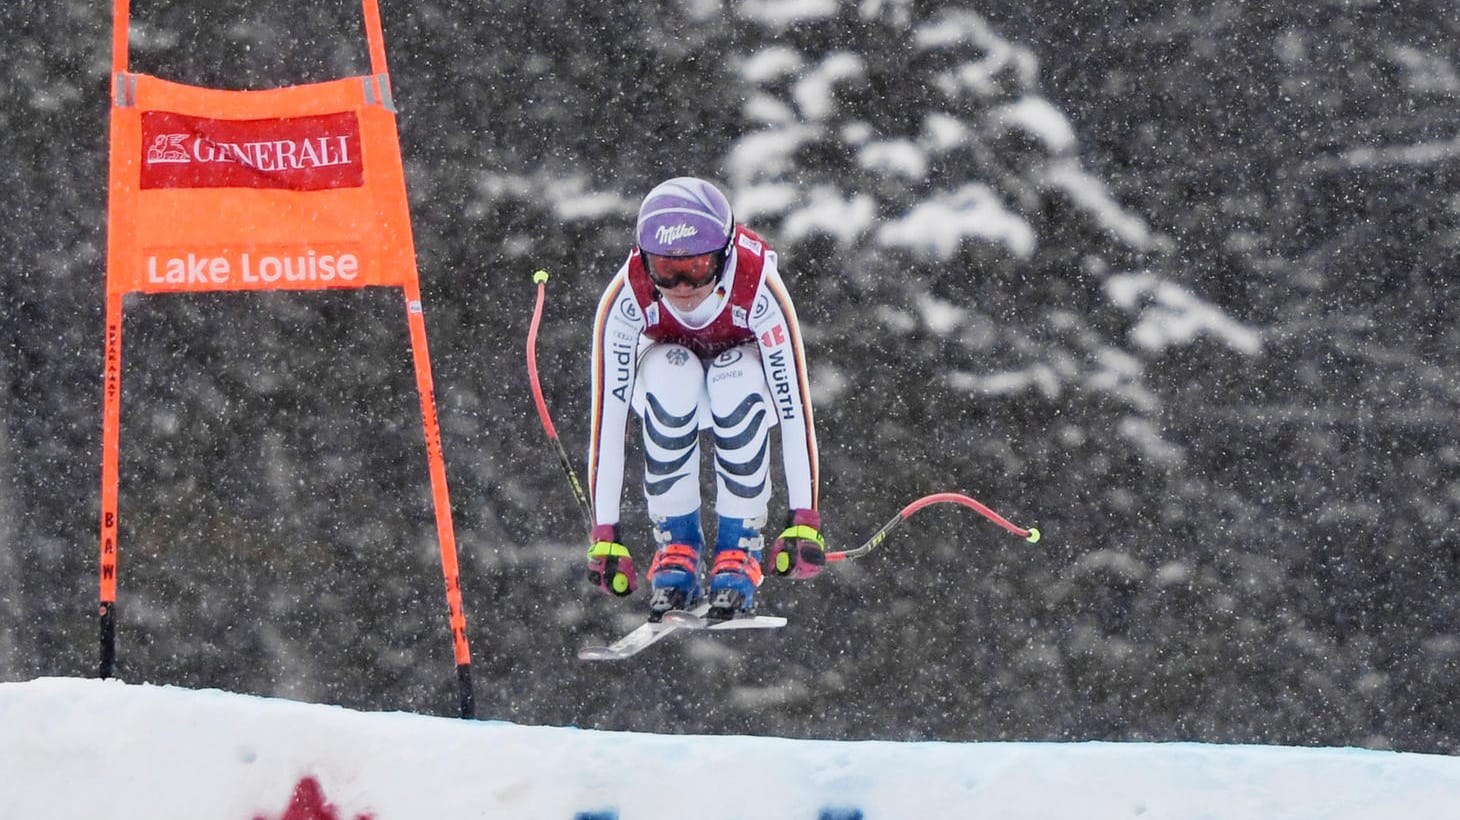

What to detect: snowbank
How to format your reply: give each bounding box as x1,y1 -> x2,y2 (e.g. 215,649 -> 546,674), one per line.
2,677 -> 1457,819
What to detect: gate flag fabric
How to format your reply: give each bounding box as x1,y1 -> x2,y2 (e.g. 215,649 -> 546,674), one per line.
102,0 -> 476,718
107,74 -> 417,295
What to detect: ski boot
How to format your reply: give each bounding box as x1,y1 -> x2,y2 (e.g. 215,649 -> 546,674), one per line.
646,511 -> 705,621
706,515 -> 765,621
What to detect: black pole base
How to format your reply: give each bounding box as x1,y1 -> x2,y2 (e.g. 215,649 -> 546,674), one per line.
456,663 -> 475,719
99,601 -> 116,679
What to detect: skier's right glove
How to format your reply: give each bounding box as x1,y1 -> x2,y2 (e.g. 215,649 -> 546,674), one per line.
587,524 -> 638,597
769,508 -> 826,579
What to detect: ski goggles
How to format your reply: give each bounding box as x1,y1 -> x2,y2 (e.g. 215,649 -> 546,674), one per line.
643,251 -> 721,289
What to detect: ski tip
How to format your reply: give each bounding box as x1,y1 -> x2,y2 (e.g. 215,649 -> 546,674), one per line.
577,646 -> 625,661
1026,527 -> 1041,543
532,269 -> 550,284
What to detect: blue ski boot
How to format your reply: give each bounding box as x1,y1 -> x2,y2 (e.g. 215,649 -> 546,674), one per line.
706,515 -> 765,621
646,511 -> 705,621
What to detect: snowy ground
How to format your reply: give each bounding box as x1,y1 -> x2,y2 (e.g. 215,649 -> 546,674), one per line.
3,678 -> 1459,819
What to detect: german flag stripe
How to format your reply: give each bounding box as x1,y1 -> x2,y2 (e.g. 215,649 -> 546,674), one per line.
763,274 -> 819,509
587,277 -> 628,507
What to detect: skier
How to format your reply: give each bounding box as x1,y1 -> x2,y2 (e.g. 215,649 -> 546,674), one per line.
585,176 -> 825,621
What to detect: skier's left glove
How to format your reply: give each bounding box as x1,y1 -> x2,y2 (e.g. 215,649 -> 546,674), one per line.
769,508 -> 826,580
587,524 -> 638,597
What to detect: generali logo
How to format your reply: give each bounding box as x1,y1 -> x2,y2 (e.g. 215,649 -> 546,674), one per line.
140,110 -> 365,191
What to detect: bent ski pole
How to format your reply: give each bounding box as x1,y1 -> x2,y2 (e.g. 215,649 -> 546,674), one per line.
527,269 -> 594,533
826,492 -> 1040,562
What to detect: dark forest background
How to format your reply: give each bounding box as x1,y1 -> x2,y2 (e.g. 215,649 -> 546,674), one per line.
3,1 -> 1459,753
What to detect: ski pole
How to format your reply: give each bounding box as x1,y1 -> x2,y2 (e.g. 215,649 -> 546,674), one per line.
826,492 -> 1040,562
527,269 -> 595,533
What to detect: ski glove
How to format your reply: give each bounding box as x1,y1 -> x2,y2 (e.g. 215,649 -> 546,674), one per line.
769,508 -> 826,580
587,524 -> 638,597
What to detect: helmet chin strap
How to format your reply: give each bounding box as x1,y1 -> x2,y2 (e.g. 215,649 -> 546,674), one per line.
715,227 -> 735,285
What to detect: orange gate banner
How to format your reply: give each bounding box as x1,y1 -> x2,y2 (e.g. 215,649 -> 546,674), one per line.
107,72 -> 418,295
102,0 -> 475,718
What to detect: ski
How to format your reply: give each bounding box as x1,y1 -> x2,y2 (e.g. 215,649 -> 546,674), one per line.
577,603 -> 787,660
659,609 -> 788,631
577,602 -> 712,661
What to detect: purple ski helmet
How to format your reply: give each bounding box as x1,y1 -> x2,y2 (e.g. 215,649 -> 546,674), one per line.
635,177 -> 735,258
